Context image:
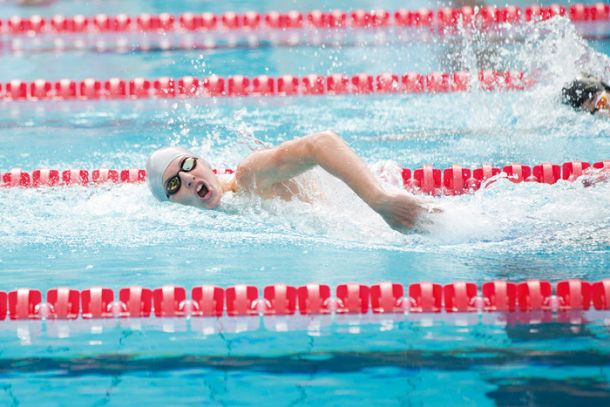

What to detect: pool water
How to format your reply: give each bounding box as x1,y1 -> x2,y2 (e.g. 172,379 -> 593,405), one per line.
0,0 -> 610,405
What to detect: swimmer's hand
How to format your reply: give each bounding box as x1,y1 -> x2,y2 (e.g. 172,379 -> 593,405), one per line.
582,170 -> 609,188
371,192 -> 440,233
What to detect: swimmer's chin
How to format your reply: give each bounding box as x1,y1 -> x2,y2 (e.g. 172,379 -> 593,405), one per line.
195,189 -> 223,210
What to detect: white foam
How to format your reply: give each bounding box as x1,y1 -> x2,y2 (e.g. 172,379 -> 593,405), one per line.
1,17 -> 609,257
0,164 -> 608,256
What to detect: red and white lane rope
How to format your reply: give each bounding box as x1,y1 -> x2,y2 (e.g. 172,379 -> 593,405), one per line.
2,4 -> 609,53
0,71 -> 531,101
1,279 -> 609,322
2,161 -> 608,196
2,3 -> 608,36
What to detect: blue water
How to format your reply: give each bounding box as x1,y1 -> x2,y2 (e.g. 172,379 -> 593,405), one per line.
1,0 -> 610,405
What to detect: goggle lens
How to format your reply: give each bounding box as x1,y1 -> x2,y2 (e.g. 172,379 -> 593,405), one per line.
166,176 -> 181,195
165,157 -> 198,197
181,157 -> 196,172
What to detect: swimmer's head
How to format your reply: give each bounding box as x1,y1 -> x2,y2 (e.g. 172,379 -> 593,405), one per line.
146,146 -> 224,209
561,75 -> 610,115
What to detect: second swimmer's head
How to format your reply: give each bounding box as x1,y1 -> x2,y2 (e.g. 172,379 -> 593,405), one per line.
146,147 -> 224,209
562,75 -> 610,115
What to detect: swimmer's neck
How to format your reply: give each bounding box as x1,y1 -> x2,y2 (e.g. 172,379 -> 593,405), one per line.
221,176 -> 238,194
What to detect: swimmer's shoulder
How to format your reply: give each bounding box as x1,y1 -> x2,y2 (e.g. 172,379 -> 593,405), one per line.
234,149 -> 274,192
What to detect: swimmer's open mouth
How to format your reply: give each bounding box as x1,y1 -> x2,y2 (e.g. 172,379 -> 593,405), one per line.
196,183 -> 210,199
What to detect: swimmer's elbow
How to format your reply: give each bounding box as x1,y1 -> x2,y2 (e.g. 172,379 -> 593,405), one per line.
308,131 -> 344,156
312,130 -> 342,144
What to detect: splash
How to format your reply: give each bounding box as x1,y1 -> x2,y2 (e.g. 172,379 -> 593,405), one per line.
1,16 -> 609,258
436,16 -> 610,138
0,161 -> 608,256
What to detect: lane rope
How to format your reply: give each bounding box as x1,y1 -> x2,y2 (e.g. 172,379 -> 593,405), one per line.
1,160 -> 608,195
0,70 -> 532,101
2,4 -> 609,53
2,3 -> 608,37
0,280 -> 608,323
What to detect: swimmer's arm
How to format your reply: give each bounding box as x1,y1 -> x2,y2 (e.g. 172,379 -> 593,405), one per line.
237,131 -> 385,205
237,131 -> 427,231
582,167 -> 610,187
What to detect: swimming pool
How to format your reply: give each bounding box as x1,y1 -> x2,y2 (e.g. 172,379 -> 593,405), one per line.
1,0 -> 610,405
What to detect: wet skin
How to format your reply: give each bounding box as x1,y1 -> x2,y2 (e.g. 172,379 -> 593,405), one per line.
162,157 -> 234,210
582,90 -> 610,117
160,132 -> 431,232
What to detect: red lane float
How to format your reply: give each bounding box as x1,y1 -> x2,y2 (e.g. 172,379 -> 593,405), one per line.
0,71 -> 532,102
298,284 -> 332,315
92,169 -> 118,184
482,281 -> 517,312
119,286 -> 152,318
2,279 -> 608,321
444,282 -> 478,312
47,288 -> 80,319
32,169 -> 60,187
8,288 -> 42,320
264,284 -> 298,315
408,282 -> 442,313
153,286 -> 187,317
225,285 -> 259,316
191,285 -> 224,317
1,160 -> 608,195
336,283 -> 370,314
370,282 -> 405,313
2,3 -> 608,36
81,287 -> 114,319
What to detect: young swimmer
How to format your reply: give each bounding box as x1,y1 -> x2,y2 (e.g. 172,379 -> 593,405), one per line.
147,131 -> 430,232
561,74 -> 610,116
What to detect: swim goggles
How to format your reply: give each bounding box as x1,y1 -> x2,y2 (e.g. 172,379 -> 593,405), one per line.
593,93 -> 609,113
165,156 -> 197,197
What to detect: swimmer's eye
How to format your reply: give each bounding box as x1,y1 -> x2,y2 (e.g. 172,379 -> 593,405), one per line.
166,176 -> 181,197
164,156 -> 198,198
181,157 -> 196,172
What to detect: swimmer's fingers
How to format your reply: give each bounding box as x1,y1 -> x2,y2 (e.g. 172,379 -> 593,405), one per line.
389,207 -> 437,233
582,174 -> 608,188
420,202 -> 443,215
428,206 -> 443,214
409,196 -> 442,213
373,192 -> 441,234
416,211 -> 438,227
582,177 -> 594,188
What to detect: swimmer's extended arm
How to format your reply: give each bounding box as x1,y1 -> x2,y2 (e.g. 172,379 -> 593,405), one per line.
582,167 -> 610,187
237,131 -> 426,231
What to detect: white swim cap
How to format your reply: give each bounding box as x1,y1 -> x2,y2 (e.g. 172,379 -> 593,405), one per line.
146,146 -> 195,201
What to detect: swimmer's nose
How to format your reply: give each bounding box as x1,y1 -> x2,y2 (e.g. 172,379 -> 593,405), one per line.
179,172 -> 196,190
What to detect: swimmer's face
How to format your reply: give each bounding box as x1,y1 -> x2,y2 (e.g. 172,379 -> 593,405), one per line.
162,156 -> 224,210
583,90 -> 610,117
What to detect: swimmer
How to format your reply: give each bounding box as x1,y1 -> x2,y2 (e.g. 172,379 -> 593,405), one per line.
561,75 -> 610,186
147,131 -> 431,233
561,74 -> 610,117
